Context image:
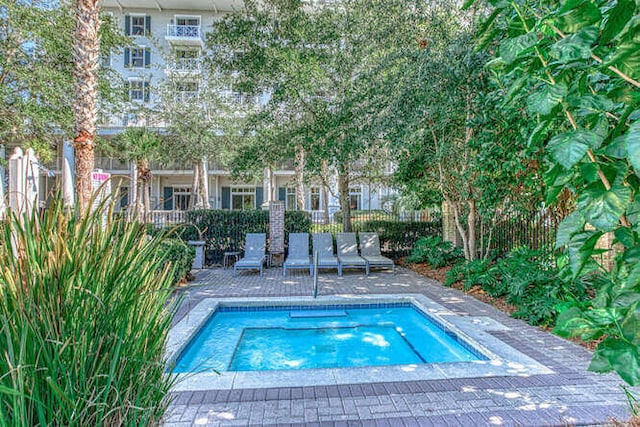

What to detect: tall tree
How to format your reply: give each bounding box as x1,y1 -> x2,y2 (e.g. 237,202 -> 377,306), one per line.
72,0 -> 101,210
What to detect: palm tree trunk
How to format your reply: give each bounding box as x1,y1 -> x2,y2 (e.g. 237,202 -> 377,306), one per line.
73,0 -> 101,211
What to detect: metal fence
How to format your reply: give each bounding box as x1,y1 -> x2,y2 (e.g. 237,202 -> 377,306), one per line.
480,209 -> 561,257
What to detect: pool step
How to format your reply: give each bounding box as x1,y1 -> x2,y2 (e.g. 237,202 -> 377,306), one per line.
289,310 -> 348,318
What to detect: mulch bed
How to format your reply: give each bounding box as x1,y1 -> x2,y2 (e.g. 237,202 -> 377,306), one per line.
398,258 -> 598,351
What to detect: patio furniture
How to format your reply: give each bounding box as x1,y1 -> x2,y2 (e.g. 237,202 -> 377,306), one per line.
336,232 -> 368,276
283,233 -> 312,277
233,233 -> 267,277
223,251 -> 241,269
359,232 -> 395,274
312,233 -> 339,275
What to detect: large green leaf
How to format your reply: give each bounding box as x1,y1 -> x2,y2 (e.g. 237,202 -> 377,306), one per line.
614,226 -> 636,248
601,0 -> 636,44
577,182 -> 632,231
624,120 -> 640,173
500,32 -> 538,64
555,211 -> 586,248
527,83 -> 567,116
589,338 -> 640,385
556,1 -> 602,33
550,26 -> 598,62
547,130 -> 594,169
567,230 -> 603,277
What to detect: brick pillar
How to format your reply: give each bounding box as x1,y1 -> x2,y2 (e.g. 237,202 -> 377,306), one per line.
269,201 -> 285,266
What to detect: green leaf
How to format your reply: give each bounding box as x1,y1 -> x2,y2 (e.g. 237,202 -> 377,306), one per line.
601,0 -> 636,44
550,26 -> 598,62
578,182 -> 632,231
605,135 -> 627,159
547,130 -> 594,169
527,84 -> 567,116
589,338 -> 640,385
556,1 -> 602,33
567,230 -> 602,277
461,0 -> 475,10
555,211 -> 586,248
527,121 -> 549,148
614,226 -> 636,247
500,32 -> 538,64
578,94 -> 617,114
625,121 -> 640,173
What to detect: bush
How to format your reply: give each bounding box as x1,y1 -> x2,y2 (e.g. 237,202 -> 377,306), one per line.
357,219 -> 441,258
444,246 -> 591,326
407,235 -> 463,267
158,238 -> 196,284
0,197 -> 176,425
285,210 -> 312,234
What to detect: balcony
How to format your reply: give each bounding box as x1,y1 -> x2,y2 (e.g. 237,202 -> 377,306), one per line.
165,25 -> 203,47
166,58 -> 202,75
174,91 -> 200,103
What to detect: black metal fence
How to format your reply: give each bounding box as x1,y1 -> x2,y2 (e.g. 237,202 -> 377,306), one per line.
480,209 -> 561,257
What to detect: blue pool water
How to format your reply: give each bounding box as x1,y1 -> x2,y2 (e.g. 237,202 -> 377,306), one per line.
173,304 -> 485,372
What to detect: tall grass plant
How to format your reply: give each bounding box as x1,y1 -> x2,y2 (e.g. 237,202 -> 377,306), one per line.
0,196 -> 177,425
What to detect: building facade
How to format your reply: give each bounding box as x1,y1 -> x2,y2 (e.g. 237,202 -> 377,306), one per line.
39,0 -> 397,218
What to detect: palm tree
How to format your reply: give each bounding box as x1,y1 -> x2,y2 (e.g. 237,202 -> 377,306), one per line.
111,127 -> 162,221
72,0 -> 101,210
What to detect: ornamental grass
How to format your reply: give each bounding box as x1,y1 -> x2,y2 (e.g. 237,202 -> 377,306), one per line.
0,196 -> 177,425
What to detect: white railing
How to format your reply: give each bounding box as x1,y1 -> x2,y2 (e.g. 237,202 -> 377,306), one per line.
168,58 -> 202,73
174,91 -> 199,103
126,210 -> 186,227
310,210 -> 328,223
166,25 -> 201,39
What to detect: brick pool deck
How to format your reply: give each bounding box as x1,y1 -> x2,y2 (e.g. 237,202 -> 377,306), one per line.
165,266 -> 635,426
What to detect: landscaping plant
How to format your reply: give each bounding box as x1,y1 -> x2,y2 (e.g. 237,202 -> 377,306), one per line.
0,197 -> 177,425
468,0 -> 640,384
406,236 -> 464,268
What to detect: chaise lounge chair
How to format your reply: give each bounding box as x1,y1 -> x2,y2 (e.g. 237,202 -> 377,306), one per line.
312,233 -> 339,275
359,232 -> 395,274
336,232 -> 368,276
283,233 -> 312,277
234,233 -> 267,277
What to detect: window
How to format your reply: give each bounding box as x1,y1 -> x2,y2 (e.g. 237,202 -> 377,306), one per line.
128,80 -> 149,102
125,14 -> 150,36
231,187 -> 255,210
310,187 -> 321,210
175,16 -> 200,26
286,187 -> 297,210
173,187 -> 191,211
349,186 -> 361,211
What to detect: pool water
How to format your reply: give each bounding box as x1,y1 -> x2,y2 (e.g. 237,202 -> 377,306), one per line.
173,304 -> 485,373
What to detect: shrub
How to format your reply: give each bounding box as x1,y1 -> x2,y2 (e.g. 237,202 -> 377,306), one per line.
158,238 -> 196,284
445,258 -> 495,291
407,235 -> 463,267
0,197 -> 176,425
357,219 -> 441,258
285,210 -> 312,234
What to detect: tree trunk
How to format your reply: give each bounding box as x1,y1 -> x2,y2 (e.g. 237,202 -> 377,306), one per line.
338,171 -> 352,232
72,0 -> 101,211
467,200 -> 477,261
295,145 -> 305,210
198,159 -> 209,209
190,161 -> 199,209
449,201 -> 470,260
321,160 -> 330,224
137,158 -> 151,219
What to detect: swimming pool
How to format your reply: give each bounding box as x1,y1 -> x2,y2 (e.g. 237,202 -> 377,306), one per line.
166,295 -> 553,390
173,304 -> 486,373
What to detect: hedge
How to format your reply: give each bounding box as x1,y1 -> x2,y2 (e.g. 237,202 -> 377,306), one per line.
356,219 -> 442,258
181,209 -> 312,263
157,238 -> 195,284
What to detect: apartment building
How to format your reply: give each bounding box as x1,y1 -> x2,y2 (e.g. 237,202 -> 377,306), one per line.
42,0 -> 397,218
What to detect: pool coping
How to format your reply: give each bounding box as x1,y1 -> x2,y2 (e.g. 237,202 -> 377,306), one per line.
166,294 -> 554,391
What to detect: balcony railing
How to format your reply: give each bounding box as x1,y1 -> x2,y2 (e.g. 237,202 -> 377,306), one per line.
167,57 -> 202,73
166,25 -> 201,40
174,91 -> 199,103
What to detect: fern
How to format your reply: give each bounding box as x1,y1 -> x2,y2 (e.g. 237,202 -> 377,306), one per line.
407,236 -> 463,268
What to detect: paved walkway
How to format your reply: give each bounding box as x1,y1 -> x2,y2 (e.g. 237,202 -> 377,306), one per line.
165,267 -> 635,426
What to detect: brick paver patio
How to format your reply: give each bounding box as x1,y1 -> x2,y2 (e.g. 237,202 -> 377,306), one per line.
165,266 -> 635,426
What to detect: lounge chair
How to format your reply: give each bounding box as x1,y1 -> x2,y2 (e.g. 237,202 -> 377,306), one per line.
283,233 -> 312,277
312,233 -> 339,275
336,232 -> 368,276
234,233 -> 267,277
359,232 -> 395,274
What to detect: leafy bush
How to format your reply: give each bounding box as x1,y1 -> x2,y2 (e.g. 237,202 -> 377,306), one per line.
0,197 -> 176,425
285,210 -> 312,234
158,238 -> 196,284
407,235 -> 463,267
444,246 -> 590,326
445,258 -> 495,291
